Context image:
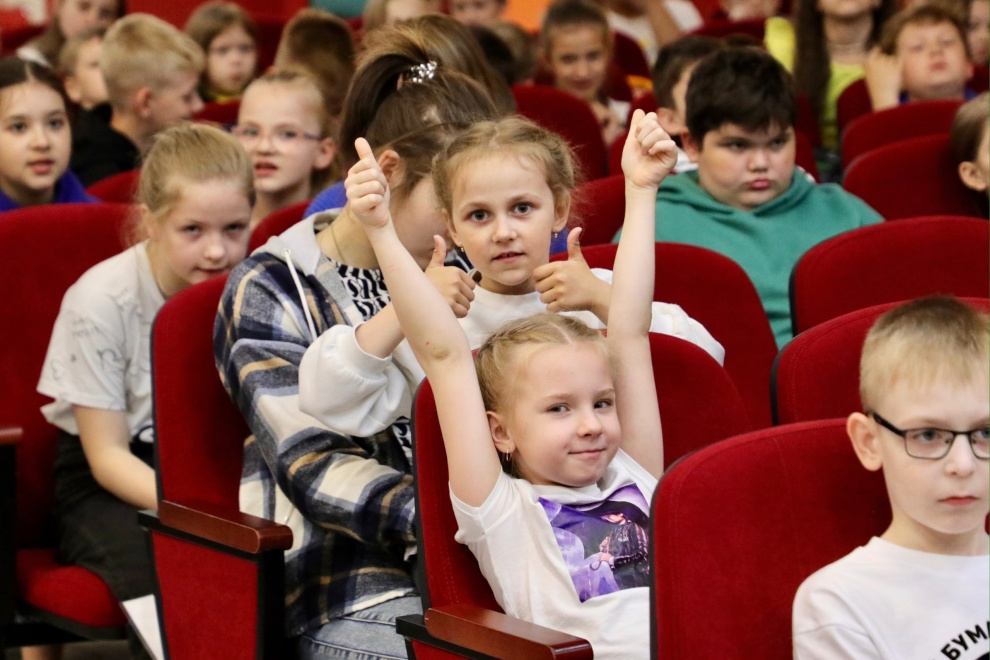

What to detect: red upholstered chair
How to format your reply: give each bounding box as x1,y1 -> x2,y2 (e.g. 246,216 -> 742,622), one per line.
772,298 -> 990,425
836,78 -> 872,137
789,216 -> 990,335
248,200 -> 310,252
0,203 -> 132,650
0,22 -> 43,54
611,30 -> 651,78
552,242 -> 776,428
512,84 -> 607,180
688,17 -> 766,40
251,12 -> 288,72
193,100 -> 241,126
139,275 -> 293,659
971,63 -> 989,92
651,418 -> 890,659
85,168 -> 140,204
399,333 -> 751,657
840,99 -> 963,169
569,173 -> 625,246
795,94 -> 822,150
842,134 -> 984,219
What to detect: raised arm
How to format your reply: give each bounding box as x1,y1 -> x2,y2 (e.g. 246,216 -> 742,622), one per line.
346,138 -> 501,507
609,111 -> 677,478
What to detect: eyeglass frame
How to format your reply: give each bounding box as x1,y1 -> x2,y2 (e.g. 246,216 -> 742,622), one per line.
867,411 -> 990,460
230,124 -> 322,148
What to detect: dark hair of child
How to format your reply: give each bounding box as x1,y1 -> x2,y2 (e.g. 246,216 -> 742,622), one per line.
651,36 -> 723,109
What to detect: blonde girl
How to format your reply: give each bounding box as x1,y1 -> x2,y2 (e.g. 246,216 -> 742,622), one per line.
37,122 -> 252,656
952,91 -> 990,218
233,69 -> 336,229
346,108 -> 673,660
0,57 -> 95,211
184,1 -> 259,102
18,0 -> 121,67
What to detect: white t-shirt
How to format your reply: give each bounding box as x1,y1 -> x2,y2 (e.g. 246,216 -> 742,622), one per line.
460,268 -> 725,364
792,536 -> 990,659
37,242 -> 164,445
607,6 -> 703,65
452,450 -> 657,660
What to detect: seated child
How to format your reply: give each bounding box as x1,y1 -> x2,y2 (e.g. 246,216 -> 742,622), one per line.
449,0 -> 506,26
362,0 -> 442,33
539,0 -> 629,147
184,1 -> 258,103
967,0 -> 989,61
0,57 -> 94,211
233,69 -> 336,228
951,91 -> 989,217
604,0 -> 702,64
273,8 -> 355,120
627,47 -> 882,348
866,4 -> 975,111
57,26 -> 108,111
70,14 -> 205,187
345,108 -> 673,660
651,35 -> 724,173
793,295 -> 989,658
18,0 -> 121,67
38,121 -> 252,656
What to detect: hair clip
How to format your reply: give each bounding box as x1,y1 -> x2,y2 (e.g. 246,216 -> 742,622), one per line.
405,60 -> 438,84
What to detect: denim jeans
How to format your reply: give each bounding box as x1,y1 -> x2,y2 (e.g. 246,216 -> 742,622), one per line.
296,595 -> 422,659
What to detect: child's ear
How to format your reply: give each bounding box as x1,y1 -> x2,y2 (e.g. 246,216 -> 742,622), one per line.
313,137 -> 336,171
552,192 -> 571,233
134,86 -> 154,118
959,160 -> 988,192
488,410 -> 515,455
63,76 -> 83,105
847,412 -> 884,472
681,131 -> 701,163
140,204 -> 158,241
377,148 -> 402,185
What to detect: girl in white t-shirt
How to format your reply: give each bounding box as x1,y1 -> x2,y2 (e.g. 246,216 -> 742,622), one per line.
345,109 -> 673,660
36,122 -> 252,655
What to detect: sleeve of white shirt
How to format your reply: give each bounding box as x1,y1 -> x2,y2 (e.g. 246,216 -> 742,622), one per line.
297,322 -> 417,436
792,575 -> 883,660
592,269 -> 726,365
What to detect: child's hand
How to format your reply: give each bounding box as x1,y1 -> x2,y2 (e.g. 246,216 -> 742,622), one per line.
864,47 -> 902,111
533,228 -> 609,318
346,137 -> 391,230
424,235 -> 476,319
620,109 -> 677,191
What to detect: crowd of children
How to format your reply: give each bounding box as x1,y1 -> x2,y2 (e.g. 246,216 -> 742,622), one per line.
0,0 -> 986,658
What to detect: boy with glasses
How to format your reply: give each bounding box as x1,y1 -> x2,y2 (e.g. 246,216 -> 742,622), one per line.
793,295 -> 989,659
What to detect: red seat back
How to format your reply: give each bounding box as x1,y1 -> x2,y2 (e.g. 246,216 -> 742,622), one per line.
85,168 -> 140,204
836,78 -> 872,137
569,174 -> 624,245
611,30 -> 650,78
842,134 -> 984,220
512,84 -> 607,180
152,275 -> 248,508
415,332 -> 751,612
194,100 -> 241,126
554,241 -> 776,427
790,216 -> 990,335
841,99 -> 963,168
0,203 -> 132,545
248,200 -> 310,252
652,419 -> 890,659
688,17 -> 766,40
773,298 -> 990,424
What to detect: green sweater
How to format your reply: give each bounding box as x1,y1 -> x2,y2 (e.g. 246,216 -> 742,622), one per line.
621,169 -> 882,348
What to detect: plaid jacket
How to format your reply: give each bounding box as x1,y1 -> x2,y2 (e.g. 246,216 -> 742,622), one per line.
214,213 -> 417,638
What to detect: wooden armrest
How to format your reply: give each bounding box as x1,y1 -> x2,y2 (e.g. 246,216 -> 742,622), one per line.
152,500 -> 293,554
0,425 -> 22,446
424,603 -> 592,660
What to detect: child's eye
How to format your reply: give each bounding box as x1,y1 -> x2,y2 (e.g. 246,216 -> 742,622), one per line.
512,202 -> 533,215
770,137 -> 788,149
236,44 -> 256,55
275,128 -> 301,141
972,427 -> 990,442
594,399 -> 614,410
7,121 -> 27,134
234,126 -> 261,139
182,225 -> 202,235
907,428 -> 944,443
467,209 -> 489,222
725,141 -> 745,151
547,404 -> 568,413
48,117 -> 67,130
225,222 -> 248,234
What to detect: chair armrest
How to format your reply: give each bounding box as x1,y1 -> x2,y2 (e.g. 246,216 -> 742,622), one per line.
402,603 -> 592,660
0,425 -> 22,446
147,500 -> 292,554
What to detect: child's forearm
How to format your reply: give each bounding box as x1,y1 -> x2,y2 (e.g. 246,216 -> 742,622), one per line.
608,183 -> 658,336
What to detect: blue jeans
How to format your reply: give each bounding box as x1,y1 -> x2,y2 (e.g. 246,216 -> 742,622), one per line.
296,595 -> 422,659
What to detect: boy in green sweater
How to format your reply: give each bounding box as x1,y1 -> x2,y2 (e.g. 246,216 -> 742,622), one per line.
620,47 -> 882,347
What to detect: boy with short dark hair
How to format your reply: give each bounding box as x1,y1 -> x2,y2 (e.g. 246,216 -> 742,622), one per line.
650,35 -> 723,172
70,14 -> 205,186
866,4 -> 975,111
57,25 -> 108,111
629,47 -> 882,347
793,295 -> 989,658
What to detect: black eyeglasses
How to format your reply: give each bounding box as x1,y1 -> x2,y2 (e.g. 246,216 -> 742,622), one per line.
869,412 -> 990,460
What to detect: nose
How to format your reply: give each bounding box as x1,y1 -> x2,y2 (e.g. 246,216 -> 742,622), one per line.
943,433 -> 979,476
30,124 -> 51,150
491,214 -> 515,242
748,147 -> 769,171
203,232 -> 228,263
577,407 -> 604,437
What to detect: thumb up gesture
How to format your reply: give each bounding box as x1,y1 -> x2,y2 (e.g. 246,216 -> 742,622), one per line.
533,228 -> 609,320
